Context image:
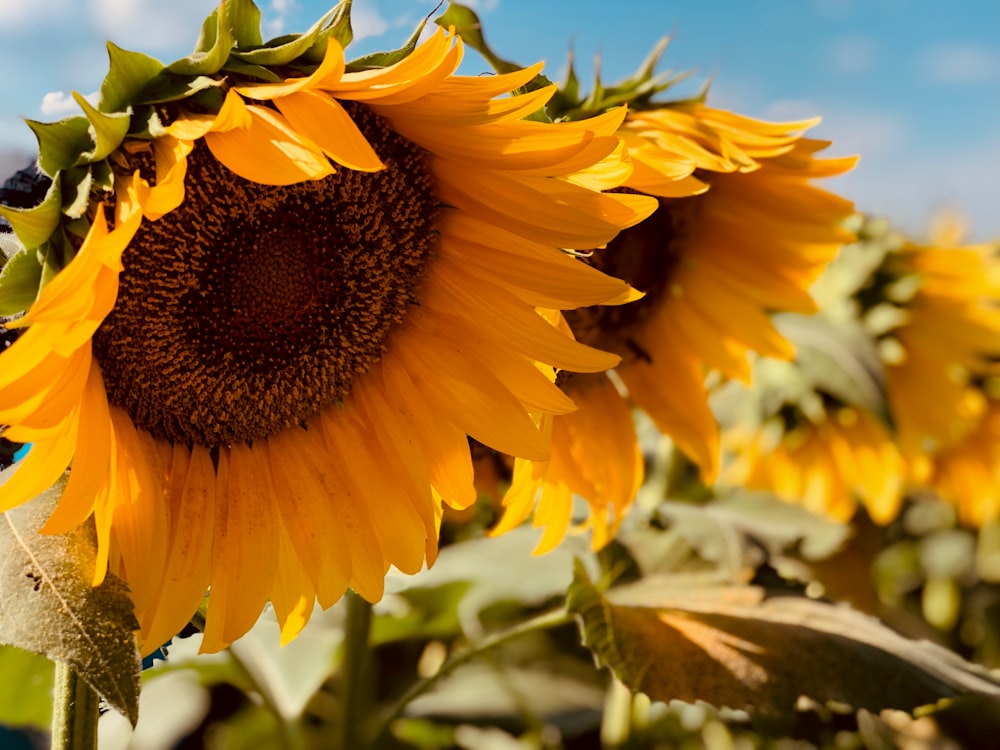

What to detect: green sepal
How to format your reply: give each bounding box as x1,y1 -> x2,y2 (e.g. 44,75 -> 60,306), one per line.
99,43 -> 165,113
26,117 -> 92,177
59,165 -> 94,221
91,159 -> 115,194
221,59 -> 282,83
315,0 -> 354,59
349,10 -> 433,71
167,5 -> 234,76
39,237 -> 69,288
65,217 -> 92,243
0,178 -> 61,250
128,106 -> 166,141
74,94 -> 130,162
0,244 -> 43,316
225,0 -> 263,50
232,5 -> 342,67
135,73 -> 223,106
434,2 -> 519,73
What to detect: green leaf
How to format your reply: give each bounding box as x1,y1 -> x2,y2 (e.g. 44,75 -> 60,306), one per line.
74,93 -> 130,162
227,617 -> 341,720
433,2 -> 519,74
0,177 -> 61,249
167,5 -> 234,76
221,59 -> 282,83
0,472 -> 141,725
0,645 -> 54,730
371,581 -> 470,646
26,117 -> 92,177
225,0 -> 263,49
568,563 -> 1000,717
134,73 -> 223,106
0,244 -> 42,315
99,43 -> 165,113
775,312 -> 889,422
232,5 -> 342,67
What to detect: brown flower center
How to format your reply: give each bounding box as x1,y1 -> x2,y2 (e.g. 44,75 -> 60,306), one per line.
93,102 -> 439,447
565,193 -> 699,364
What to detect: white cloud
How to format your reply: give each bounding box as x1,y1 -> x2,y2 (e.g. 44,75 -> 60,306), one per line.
352,4 -> 389,40
262,0 -> 295,38
0,0 -> 71,28
88,0 -> 216,53
919,42 -> 1000,85
826,33 -> 877,75
39,90 -> 98,116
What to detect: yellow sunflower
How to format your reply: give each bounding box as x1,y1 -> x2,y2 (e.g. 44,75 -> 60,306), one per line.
926,396 -> 1000,526
0,2 -> 656,653
493,92 -> 856,548
722,396 -> 904,524
878,241 -> 1000,469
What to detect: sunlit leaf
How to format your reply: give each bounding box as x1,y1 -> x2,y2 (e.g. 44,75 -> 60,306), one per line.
0,472 -> 141,725
568,563 -> 1000,716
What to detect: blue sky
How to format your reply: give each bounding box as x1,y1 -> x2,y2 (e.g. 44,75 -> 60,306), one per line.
2,0 -> 999,239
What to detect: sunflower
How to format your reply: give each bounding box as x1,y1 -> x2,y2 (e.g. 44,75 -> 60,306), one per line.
492,82 -> 856,548
926,396 -> 1000,526
721,388 -> 904,524
0,1 -> 656,653
879,242 -> 1000,469
834,217 -> 1000,477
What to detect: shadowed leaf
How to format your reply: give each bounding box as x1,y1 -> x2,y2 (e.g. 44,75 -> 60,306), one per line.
0,472 -> 141,725
568,563 -> 1000,717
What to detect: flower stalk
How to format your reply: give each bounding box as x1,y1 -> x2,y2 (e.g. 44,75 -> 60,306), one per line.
339,590 -> 374,750
51,661 -> 100,750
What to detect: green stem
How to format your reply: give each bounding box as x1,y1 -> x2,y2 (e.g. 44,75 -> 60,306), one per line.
51,661 -> 100,750
340,590 -> 374,750
373,607 -> 573,742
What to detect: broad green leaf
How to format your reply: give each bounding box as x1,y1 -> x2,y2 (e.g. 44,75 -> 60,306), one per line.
385,527 -> 596,637
0,645 -> 54,730
228,617 -> 342,719
568,563 -> 1000,716
775,312 -> 888,422
74,94 -> 130,162
167,6 -> 234,76
225,0 -> 263,49
0,472 -> 141,725
371,581 -> 470,646
26,117 -> 92,177
99,43 -> 165,113
0,244 -> 42,315
0,178 -> 61,249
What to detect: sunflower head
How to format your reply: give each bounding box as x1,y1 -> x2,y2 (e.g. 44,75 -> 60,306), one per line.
717,312 -> 903,524
443,10 -> 858,552
0,0 -> 656,652
833,216 -> 1000,465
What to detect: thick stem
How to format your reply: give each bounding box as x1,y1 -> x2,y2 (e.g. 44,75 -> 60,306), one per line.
51,661 -> 100,750
374,607 -> 573,742
339,590 -> 374,750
